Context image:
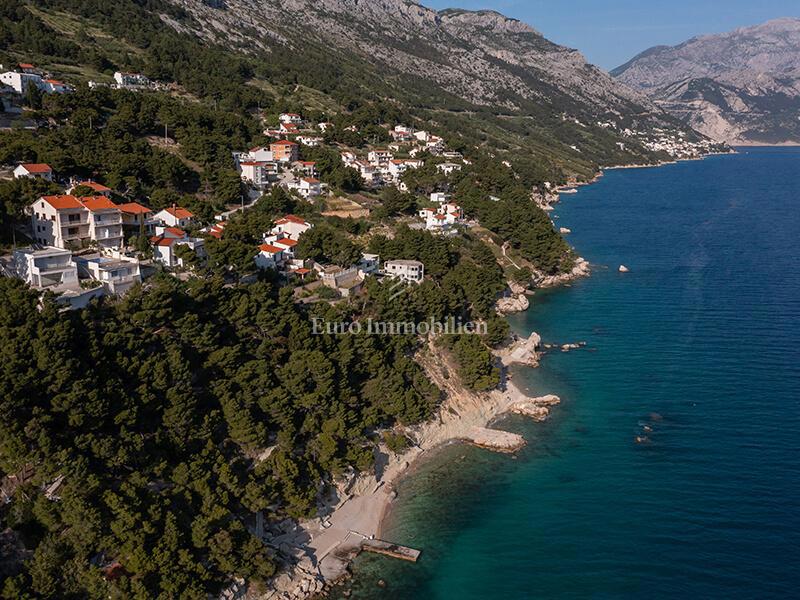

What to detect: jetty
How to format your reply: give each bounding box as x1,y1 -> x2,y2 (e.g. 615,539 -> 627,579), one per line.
362,539 -> 421,562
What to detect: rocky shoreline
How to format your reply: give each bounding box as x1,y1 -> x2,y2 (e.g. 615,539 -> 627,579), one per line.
252,333 -> 562,600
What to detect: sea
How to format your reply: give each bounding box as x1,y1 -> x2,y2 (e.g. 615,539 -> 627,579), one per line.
335,147 -> 800,599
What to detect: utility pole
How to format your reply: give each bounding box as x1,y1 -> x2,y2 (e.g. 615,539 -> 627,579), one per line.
164,123 -> 168,143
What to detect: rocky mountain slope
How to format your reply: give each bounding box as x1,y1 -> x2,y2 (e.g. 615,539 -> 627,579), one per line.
612,18 -> 800,144
162,0 -> 710,175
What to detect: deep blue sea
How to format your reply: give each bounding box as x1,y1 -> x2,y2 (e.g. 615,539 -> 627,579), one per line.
337,148 -> 800,599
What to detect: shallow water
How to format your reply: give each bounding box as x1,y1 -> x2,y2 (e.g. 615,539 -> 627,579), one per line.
337,148 -> 800,599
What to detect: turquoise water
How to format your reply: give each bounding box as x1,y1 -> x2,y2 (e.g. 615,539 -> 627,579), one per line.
337,148 -> 800,599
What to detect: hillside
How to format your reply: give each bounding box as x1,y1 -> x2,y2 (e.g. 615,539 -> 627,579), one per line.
0,0 -> 716,184
612,18 -> 800,144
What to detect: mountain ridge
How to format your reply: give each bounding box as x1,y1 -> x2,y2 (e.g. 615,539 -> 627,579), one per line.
613,17 -> 800,144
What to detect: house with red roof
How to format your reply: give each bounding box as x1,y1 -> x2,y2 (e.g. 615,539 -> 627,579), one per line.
14,163 -> 53,181
270,140 -> 299,163
297,177 -> 322,198
150,228 -> 205,268
255,243 -> 286,270
152,205 -> 195,229
268,214 -> 313,240
117,202 -> 153,228
68,181 -> 113,197
29,194 -> 123,249
279,113 -> 303,124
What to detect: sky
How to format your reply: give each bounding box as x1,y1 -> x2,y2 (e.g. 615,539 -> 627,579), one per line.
423,0 -> 800,70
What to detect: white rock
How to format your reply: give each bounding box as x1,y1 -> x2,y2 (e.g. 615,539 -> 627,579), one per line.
619,265 -> 630,273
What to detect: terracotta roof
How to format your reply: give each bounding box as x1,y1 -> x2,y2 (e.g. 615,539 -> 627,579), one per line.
80,196 -> 118,211
163,227 -> 186,238
18,63 -> 35,69
302,177 -> 320,184
275,214 -> 308,225
44,79 -> 64,85
240,161 -> 267,167
20,163 -> 52,173
258,244 -> 284,254
77,181 -> 111,192
293,268 -> 311,275
164,206 -> 194,219
150,236 -> 176,247
271,140 -> 297,146
41,195 -> 82,209
117,202 -> 152,215
274,238 -> 298,247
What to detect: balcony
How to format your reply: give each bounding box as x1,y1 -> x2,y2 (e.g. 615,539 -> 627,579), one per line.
94,215 -> 123,226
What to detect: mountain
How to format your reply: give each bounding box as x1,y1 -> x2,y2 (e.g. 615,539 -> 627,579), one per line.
612,18 -> 800,145
157,0 -> 712,174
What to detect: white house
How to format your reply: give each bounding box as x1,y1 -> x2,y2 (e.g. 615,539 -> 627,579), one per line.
247,146 -> 274,162
368,149 -> 393,167
30,195 -> 88,248
81,196 -> 124,249
12,246 -> 79,292
297,136 -> 323,147
340,151 -> 356,166
279,113 -> 303,124
240,161 -> 270,188
318,122 -> 333,132
353,160 -> 379,186
419,202 -> 463,231
296,177 -> 321,198
30,195 -> 123,250
153,205 -> 195,229
279,122 -> 300,135
75,251 -> 142,295
114,72 -> 150,88
269,214 -> 313,239
272,237 -> 298,258
150,228 -> 205,268
255,243 -> 285,270
14,163 -> 53,181
294,161 -> 317,176
384,259 -> 425,283
430,192 -> 449,204
0,71 -> 42,94
437,162 -> 462,175
414,130 -> 430,143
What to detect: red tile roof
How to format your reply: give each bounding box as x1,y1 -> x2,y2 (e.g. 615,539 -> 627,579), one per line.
271,140 -> 297,146
258,244 -> 284,254
163,227 -> 186,238
78,181 -> 112,192
302,177 -> 320,184
293,268 -> 311,275
117,202 -> 152,215
41,195 -> 82,209
18,63 -> 35,69
21,163 -> 52,173
274,238 -> 298,247
150,236 -> 176,247
275,214 -> 308,225
80,196 -> 118,211
164,206 -> 194,219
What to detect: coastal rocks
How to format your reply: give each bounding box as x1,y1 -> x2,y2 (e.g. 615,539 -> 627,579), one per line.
559,227 -> 572,234
498,332 -> 542,367
466,426 -> 526,452
495,281 -> 531,315
619,265 -> 630,273
536,257 -> 590,287
509,395 -> 561,422
496,293 -> 530,315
